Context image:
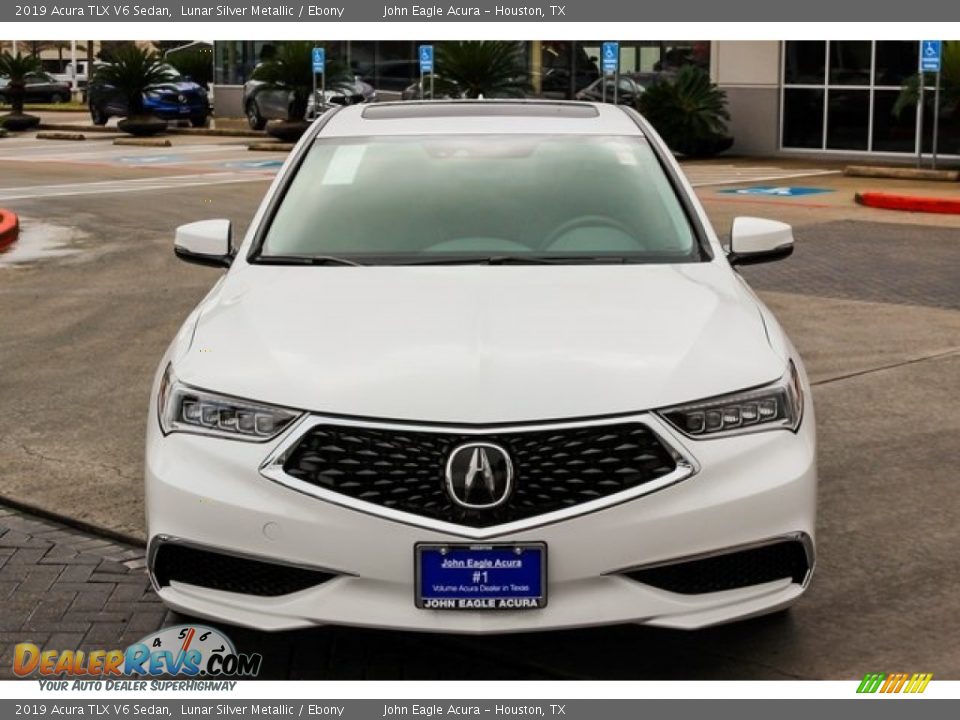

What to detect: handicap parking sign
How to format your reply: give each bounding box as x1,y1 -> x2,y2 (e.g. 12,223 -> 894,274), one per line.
717,186 -> 834,197
312,47 -> 325,74
419,45 -> 434,74
920,40 -> 941,72
602,42 -> 619,75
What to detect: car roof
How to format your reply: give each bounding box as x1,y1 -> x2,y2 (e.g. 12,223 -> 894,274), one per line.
320,100 -> 644,137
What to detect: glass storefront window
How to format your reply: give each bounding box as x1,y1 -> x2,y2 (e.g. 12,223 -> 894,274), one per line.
784,41 -> 825,85
826,89 -> 870,150
829,41 -> 871,85
874,41 -> 919,87
782,40 -> 953,155
872,90 -> 917,153
782,88 -> 824,149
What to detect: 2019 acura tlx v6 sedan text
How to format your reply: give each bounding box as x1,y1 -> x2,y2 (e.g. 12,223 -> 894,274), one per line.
147,100 -> 816,632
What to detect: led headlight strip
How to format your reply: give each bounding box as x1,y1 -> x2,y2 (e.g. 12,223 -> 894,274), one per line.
659,361 -> 803,438
158,365 -> 300,441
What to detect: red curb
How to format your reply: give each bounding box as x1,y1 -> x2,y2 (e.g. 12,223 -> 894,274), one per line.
0,207 -> 20,251
855,191 -> 960,215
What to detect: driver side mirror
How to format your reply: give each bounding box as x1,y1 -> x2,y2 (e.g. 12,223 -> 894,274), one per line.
174,219 -> 233,268
728,217 -> 794,266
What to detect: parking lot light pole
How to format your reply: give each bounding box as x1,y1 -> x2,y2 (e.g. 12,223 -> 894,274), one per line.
70,40 -> 80,101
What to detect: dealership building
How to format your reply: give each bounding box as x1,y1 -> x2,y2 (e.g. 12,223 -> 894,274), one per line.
212,40 -> 957,160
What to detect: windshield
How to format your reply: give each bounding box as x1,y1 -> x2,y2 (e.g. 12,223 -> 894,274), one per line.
257,134 -> 701,264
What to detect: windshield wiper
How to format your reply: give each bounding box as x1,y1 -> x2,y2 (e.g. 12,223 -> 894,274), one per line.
254,255 -> 364,266
398,255 -> 630,266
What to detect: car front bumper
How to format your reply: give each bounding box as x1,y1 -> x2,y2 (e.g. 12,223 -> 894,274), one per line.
145,408 -> 816,633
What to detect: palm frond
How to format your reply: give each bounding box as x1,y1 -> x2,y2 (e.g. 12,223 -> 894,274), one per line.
91,45 -> 174,116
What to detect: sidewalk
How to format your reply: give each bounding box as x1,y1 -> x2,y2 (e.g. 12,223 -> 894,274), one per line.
0,505 -> 166,678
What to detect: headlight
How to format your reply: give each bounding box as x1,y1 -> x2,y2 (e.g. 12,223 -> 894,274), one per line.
659,361 -> 804,438
158,365 -> 300,441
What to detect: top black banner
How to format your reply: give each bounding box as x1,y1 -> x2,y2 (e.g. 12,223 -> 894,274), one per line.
6,0 -> 960,22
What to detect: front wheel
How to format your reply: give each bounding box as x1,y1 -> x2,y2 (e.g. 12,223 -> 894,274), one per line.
190,115 -> 210,128
245,101 -> 266,131
89,105 -> 108,126
50,92 -> 69,104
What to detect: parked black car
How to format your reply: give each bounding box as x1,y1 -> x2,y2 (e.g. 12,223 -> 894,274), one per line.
0,74 -> 72,104
87,65 -> 209,127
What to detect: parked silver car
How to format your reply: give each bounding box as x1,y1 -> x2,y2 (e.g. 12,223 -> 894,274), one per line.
242,76 -> 377,129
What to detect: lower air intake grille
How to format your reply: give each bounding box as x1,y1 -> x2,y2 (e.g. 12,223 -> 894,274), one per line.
152,543 -> 335,597
625,539 -> 811,594
281,422 -> 679,528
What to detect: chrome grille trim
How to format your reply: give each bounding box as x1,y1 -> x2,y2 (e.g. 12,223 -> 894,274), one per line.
259,413 -> 699,539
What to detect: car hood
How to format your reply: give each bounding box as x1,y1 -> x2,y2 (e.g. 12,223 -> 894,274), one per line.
177,264 -> 784,424
147,80 -> 204,93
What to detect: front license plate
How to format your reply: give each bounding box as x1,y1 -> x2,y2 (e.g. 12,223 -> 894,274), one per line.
415,543 -> 546,610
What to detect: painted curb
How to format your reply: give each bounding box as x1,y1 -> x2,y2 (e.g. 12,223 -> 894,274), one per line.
0,208 -> 20,251
39,121 -> 266,138
845,165 -> 960,182
36,131 -> 86,141
113,137 -> 172,147
249,142 -> 294,152
855,191 -> 960,215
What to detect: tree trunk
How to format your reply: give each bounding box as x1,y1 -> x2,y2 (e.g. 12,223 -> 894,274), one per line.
10,84 -> 25,116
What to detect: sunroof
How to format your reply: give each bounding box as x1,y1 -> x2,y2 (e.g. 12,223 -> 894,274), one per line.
361,102 -> 601,120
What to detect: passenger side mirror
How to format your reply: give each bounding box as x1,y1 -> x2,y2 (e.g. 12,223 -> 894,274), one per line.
174,219 -> 233,268
728,217 -> 794,266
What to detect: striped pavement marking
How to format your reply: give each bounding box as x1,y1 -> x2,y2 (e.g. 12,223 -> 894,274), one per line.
0,172 -> 273,201
683,165 -> 841,188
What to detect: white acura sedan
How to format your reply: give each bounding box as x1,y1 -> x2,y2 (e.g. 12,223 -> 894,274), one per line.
146,101 -> 816,632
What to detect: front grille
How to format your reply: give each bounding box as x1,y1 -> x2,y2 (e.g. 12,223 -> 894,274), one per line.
152,543 -> 335,597
282,422 -> 678,528
624,539 -> 811,595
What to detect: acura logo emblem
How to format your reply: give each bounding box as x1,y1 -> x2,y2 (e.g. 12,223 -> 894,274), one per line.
445,443 -> 513,509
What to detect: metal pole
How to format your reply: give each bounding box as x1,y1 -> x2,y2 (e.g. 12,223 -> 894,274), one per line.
916,75 -> 924,169
312,69 -> 317,117
429,70 -> 434,100
70,40 -> 78,98
602,73 -> 606,104
321,70 -> 325,114
613,64 -> 619,105
932,70 -> 941,169
420,69 -> 424,100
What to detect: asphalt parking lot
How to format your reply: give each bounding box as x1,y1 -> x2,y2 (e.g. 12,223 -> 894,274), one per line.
1,132 -> 959,679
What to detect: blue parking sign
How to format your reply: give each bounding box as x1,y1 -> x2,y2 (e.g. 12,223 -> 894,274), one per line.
602,42 -> 619,74
419,45 -> 434,74
312,47 -> 325,74
920,40 -> 941,72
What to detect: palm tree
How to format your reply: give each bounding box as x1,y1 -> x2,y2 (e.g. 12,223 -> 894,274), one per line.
636,66 -> 733,157
250,41 -> 354,123
433,41 -> 530,98
0,51 -> 50,119
894,40 -> 960,139
90,44 -> 174,118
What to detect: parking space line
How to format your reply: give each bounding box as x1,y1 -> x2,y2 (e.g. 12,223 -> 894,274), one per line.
684,167 -> 841,187
0,172 -> 273,201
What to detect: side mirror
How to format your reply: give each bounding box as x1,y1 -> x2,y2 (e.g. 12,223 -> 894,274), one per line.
728,217 -> 794,266
174,219 -> 233,268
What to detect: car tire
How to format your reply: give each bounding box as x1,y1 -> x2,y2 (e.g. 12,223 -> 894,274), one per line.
190,115 -> 210,128
89,105 -> 108,126
50,92 -> 69,104
245,101 -> 266,131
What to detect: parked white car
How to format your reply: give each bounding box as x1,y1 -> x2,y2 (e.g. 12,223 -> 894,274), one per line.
147,100 -> 816,632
